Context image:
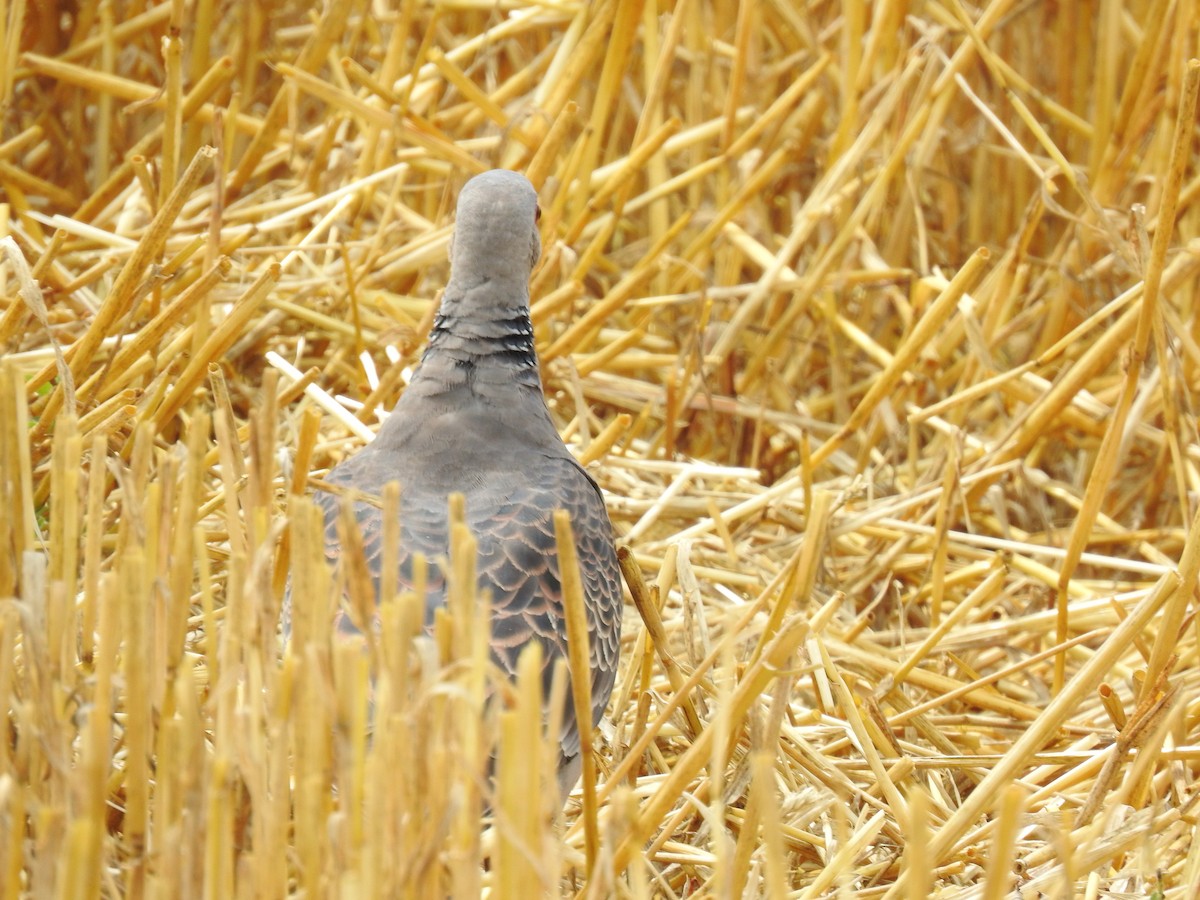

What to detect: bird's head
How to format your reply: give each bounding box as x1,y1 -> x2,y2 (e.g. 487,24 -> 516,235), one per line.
449,169 -> 542,286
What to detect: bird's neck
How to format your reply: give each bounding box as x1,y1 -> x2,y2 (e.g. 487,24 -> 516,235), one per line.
372,273 -> 565,462
416,276 -> 542,388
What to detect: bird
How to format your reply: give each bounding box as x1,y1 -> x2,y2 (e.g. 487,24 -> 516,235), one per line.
293,168 -> 623,800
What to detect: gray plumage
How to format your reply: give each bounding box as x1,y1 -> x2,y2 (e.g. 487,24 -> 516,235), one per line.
294,169 -> 622,798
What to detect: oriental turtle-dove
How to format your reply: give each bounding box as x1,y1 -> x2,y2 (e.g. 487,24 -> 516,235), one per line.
290,169 -> 623,799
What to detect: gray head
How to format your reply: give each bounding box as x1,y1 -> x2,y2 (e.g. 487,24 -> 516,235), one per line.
449,169 -> 541,286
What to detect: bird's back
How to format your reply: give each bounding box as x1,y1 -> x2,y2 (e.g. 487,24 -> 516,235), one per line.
312,374 -> 622,789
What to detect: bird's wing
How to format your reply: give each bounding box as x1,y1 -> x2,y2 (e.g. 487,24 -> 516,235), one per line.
311,449 -> 622,764
473,455 -> 622,761
312,449 -> 450,636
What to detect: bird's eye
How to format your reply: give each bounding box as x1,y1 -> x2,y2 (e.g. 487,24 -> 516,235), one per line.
535,205 -> 542,222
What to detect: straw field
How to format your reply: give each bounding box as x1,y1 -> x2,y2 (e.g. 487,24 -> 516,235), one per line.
3,0 -> 1200,896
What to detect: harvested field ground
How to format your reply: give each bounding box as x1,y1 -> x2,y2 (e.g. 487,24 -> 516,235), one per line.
2,0 -> 1200,896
